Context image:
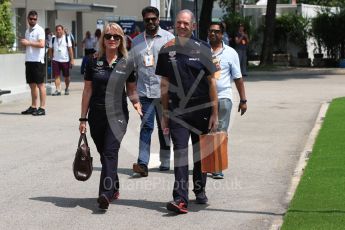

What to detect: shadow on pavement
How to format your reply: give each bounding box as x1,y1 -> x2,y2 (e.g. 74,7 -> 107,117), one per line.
30,196 -> 285,217
94,167 -> 195,176
0,112 -> 22,116
30,196 -> 105,214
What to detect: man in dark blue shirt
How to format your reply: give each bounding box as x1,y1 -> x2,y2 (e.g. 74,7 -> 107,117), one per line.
156,9 -> 218,214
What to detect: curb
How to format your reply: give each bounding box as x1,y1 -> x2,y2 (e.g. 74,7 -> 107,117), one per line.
269,101 -> 330,230
249,68 -> 345,77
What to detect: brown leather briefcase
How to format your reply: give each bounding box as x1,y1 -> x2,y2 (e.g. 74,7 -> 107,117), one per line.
199,132 -> 228,173
73,134 -> 93,181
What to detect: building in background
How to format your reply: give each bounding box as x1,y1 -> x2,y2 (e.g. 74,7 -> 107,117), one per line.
11,0 -> 166,57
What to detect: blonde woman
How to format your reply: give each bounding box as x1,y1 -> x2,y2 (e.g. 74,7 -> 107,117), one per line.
79,23 -> 142,210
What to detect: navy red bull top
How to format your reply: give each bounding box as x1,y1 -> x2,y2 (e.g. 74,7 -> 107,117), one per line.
155,36 -> 216,104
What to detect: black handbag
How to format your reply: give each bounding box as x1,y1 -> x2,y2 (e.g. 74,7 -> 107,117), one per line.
73,134 -> 93,181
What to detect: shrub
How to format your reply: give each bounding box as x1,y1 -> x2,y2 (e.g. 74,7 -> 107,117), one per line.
312,9 -> 345,59
274,13 -> 310,54
0,0 -> 15,51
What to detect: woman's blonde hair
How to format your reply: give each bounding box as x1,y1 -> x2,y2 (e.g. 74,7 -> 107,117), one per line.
98,23 -> 128,59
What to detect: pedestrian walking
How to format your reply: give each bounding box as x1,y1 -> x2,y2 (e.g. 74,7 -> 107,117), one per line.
156,9 -> 218,214
208,22 -> 247,179
79,22 -> 142,210
131,6 -> 175,177
48,25 -> 74,96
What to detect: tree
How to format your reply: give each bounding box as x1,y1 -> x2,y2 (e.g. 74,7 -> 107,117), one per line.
274,13 -> 310,53
260,0 -> 277,66
199,0 -> 215,41
0,0 -> 15,50
219,0 -> 238,13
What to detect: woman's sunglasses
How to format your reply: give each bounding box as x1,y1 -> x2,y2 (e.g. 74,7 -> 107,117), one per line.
104,34 -> 122,40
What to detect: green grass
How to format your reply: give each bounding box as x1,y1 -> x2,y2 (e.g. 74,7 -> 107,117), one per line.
0,47 -> 20,54
281,97 -> 345,230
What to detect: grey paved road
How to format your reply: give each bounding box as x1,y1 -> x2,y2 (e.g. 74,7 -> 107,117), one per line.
1,66 -> 344,230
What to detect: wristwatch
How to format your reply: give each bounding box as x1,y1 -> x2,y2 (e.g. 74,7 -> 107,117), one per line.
240,99 -> 247,104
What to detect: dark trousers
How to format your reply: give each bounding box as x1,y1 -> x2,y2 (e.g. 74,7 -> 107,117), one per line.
169,102 -> 211,205
88,105 -> 128,200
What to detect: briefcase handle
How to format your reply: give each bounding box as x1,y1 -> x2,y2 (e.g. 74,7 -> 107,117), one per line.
78,133 -> 89,147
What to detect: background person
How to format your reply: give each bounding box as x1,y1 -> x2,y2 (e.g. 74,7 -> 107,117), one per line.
94,28 -> 102,52
48,25 -> 74,96
81,31 -> 96,74
82,31 -> 95,56
208,22 -> 247,179
235,24 -> 249,77
79,23 -> 141,210
131,6 -> 175,177
20,10 -> 46,116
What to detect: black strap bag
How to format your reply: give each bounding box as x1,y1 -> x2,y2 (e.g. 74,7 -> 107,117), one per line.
73,134 -> 93,181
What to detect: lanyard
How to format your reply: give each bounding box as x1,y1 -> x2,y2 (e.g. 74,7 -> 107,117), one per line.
57,37 -> 63,47
144,31 -> 156,54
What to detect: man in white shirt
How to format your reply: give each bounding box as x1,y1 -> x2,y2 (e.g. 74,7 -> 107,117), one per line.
20,10 -> 46,116
48,25 -> 74,96
131,6 -> 175,176
208,22 -> 247,179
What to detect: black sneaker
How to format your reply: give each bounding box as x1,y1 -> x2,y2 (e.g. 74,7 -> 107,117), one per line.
21,106 -> 37,115
32,107 -> 46,116
97,194 -> 110,210
195,191 -> 208,204
166,200 -> 188,214
52,90 -> 61,96
64,89 -> 69,95
159,165 -> 170,171
133,163 -> 148,177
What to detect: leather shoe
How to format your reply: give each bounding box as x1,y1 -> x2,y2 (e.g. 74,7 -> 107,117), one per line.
97,194 -> 110,210
133,163 -> 148,177
195,191 -> 208,204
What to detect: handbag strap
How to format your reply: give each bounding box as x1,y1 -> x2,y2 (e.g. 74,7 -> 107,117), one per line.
78,133 -> 89,147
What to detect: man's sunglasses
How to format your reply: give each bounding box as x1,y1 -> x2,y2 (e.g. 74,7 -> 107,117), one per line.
28,17 -> 37,21
144,17 -> 158,23
104,34 -> 122,40
209,29 -> 222,34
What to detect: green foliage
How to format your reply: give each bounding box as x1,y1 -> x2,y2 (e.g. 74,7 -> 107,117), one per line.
274,13 -> 310,52
298,0 -> 345,7
222,12 -> 252,46
311,10 -> 345,58
0,0 -> 15,50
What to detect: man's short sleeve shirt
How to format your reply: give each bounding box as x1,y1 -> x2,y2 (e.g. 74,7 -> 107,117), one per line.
213,43 -> 242,100
25,24 -> 45,63
155,36 -> 216,101
131,27 -> 175,98
49,35 -> 72,62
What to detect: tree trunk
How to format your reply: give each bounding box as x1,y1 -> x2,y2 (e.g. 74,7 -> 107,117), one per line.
231,0 -> 236,13
199,0 -> 214,41
260,0 -> 278,66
